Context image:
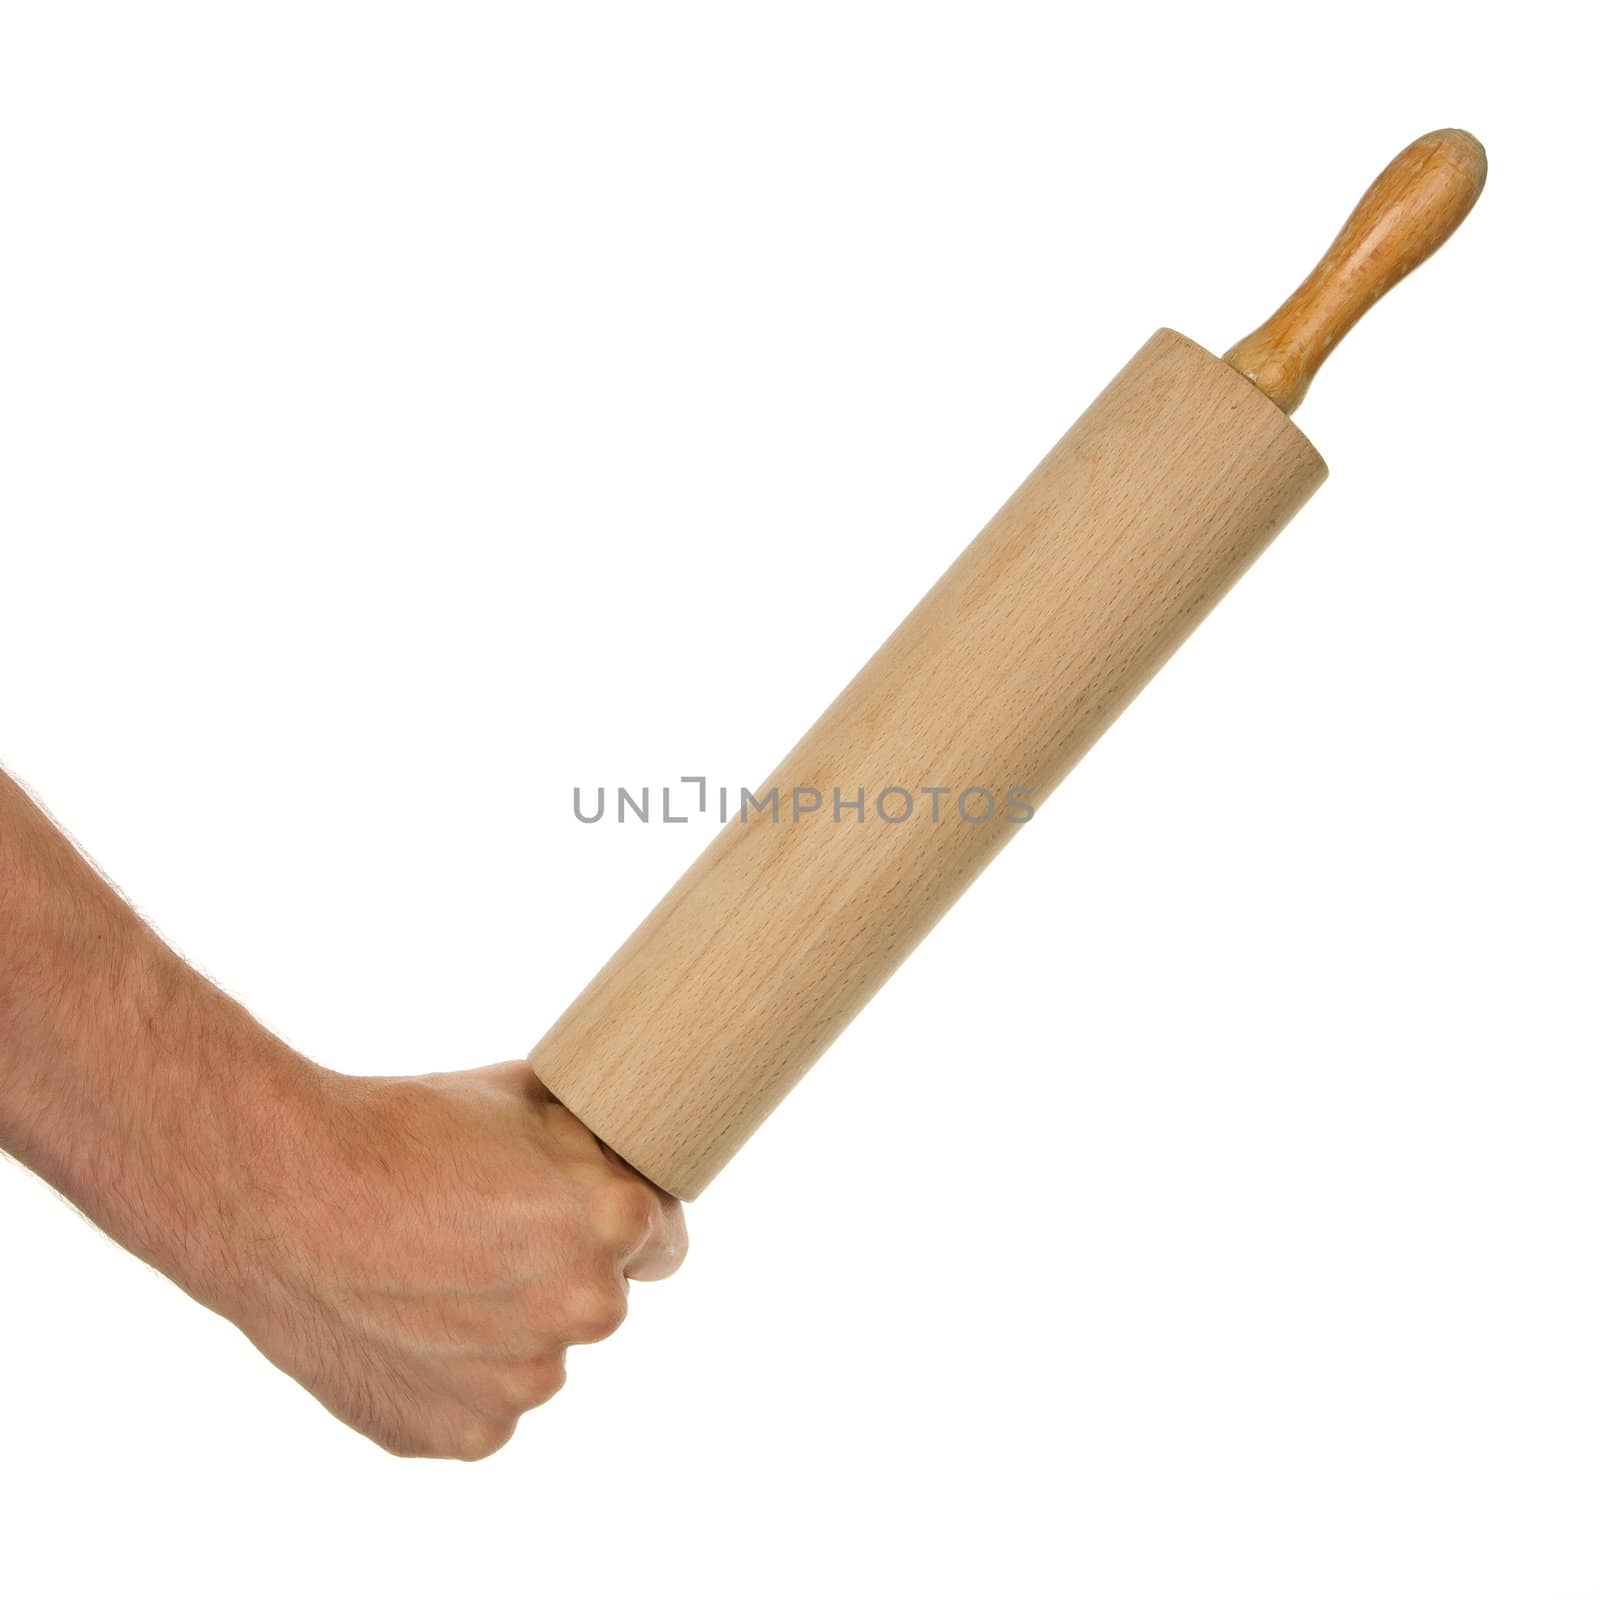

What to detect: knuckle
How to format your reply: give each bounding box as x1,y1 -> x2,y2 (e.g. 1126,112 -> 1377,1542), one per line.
562,1279 -> 629,1344
450,1413 -> 516,1462
495,1356 -> 565,1414
631,1200 -> 690,1281
517,1355 -> 568,1409
588,1179 -> 658,1257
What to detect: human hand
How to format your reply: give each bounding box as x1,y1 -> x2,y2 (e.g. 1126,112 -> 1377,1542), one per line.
205,1061 -> 686,1459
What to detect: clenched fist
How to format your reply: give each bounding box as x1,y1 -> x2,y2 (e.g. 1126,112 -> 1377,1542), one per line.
213,1062 -> 687,1458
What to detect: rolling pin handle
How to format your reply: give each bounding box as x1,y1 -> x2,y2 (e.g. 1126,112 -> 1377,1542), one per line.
1224,129 -> 1487,414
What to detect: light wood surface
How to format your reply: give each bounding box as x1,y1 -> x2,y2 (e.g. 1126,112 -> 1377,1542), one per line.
532,332 -> 1326,1197
1223,129 -> 1486,413
531,131 -> 1485,1198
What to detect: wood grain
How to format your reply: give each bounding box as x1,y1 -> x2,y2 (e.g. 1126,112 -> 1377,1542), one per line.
1224,129 -> 1486,414
531,332 -> 1326,1197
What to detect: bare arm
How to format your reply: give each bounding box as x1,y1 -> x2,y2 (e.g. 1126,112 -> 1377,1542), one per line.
0,768 -> 686,1458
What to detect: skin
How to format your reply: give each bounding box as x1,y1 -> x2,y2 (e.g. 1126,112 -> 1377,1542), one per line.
0,767 -> 686,1459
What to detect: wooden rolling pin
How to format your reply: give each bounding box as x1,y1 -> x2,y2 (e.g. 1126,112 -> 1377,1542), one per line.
530,130 -> 1488,1199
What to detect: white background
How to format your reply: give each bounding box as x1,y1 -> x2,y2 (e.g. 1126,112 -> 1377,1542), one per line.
1,4 -> 1594,1597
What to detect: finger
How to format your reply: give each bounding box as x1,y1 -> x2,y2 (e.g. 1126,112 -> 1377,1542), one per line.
623,1188 -> 689,1283
586,1135 -> 689,1281
515,1064 -> 691,1280
501,1352 -> 568,1412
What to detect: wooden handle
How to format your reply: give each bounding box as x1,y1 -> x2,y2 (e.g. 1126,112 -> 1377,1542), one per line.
1223,129 -> 1486,414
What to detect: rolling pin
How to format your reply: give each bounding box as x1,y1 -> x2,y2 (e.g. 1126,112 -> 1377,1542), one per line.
530,130 -> 1488,1199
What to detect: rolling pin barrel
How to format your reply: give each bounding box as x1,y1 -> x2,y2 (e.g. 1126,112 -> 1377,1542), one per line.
530,131 -> 1486,1200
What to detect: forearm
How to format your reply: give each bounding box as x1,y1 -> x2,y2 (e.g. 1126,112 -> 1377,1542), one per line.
0,769 -> 315,1308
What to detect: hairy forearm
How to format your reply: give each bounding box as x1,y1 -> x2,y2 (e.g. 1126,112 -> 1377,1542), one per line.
0,769 -> 315,1309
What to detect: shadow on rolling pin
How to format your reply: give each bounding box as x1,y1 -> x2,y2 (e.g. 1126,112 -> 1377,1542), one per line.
529,130 -> 1488,1201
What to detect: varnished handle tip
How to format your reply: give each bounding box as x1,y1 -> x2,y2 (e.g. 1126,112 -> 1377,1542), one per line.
1224,129 -> 1487,414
